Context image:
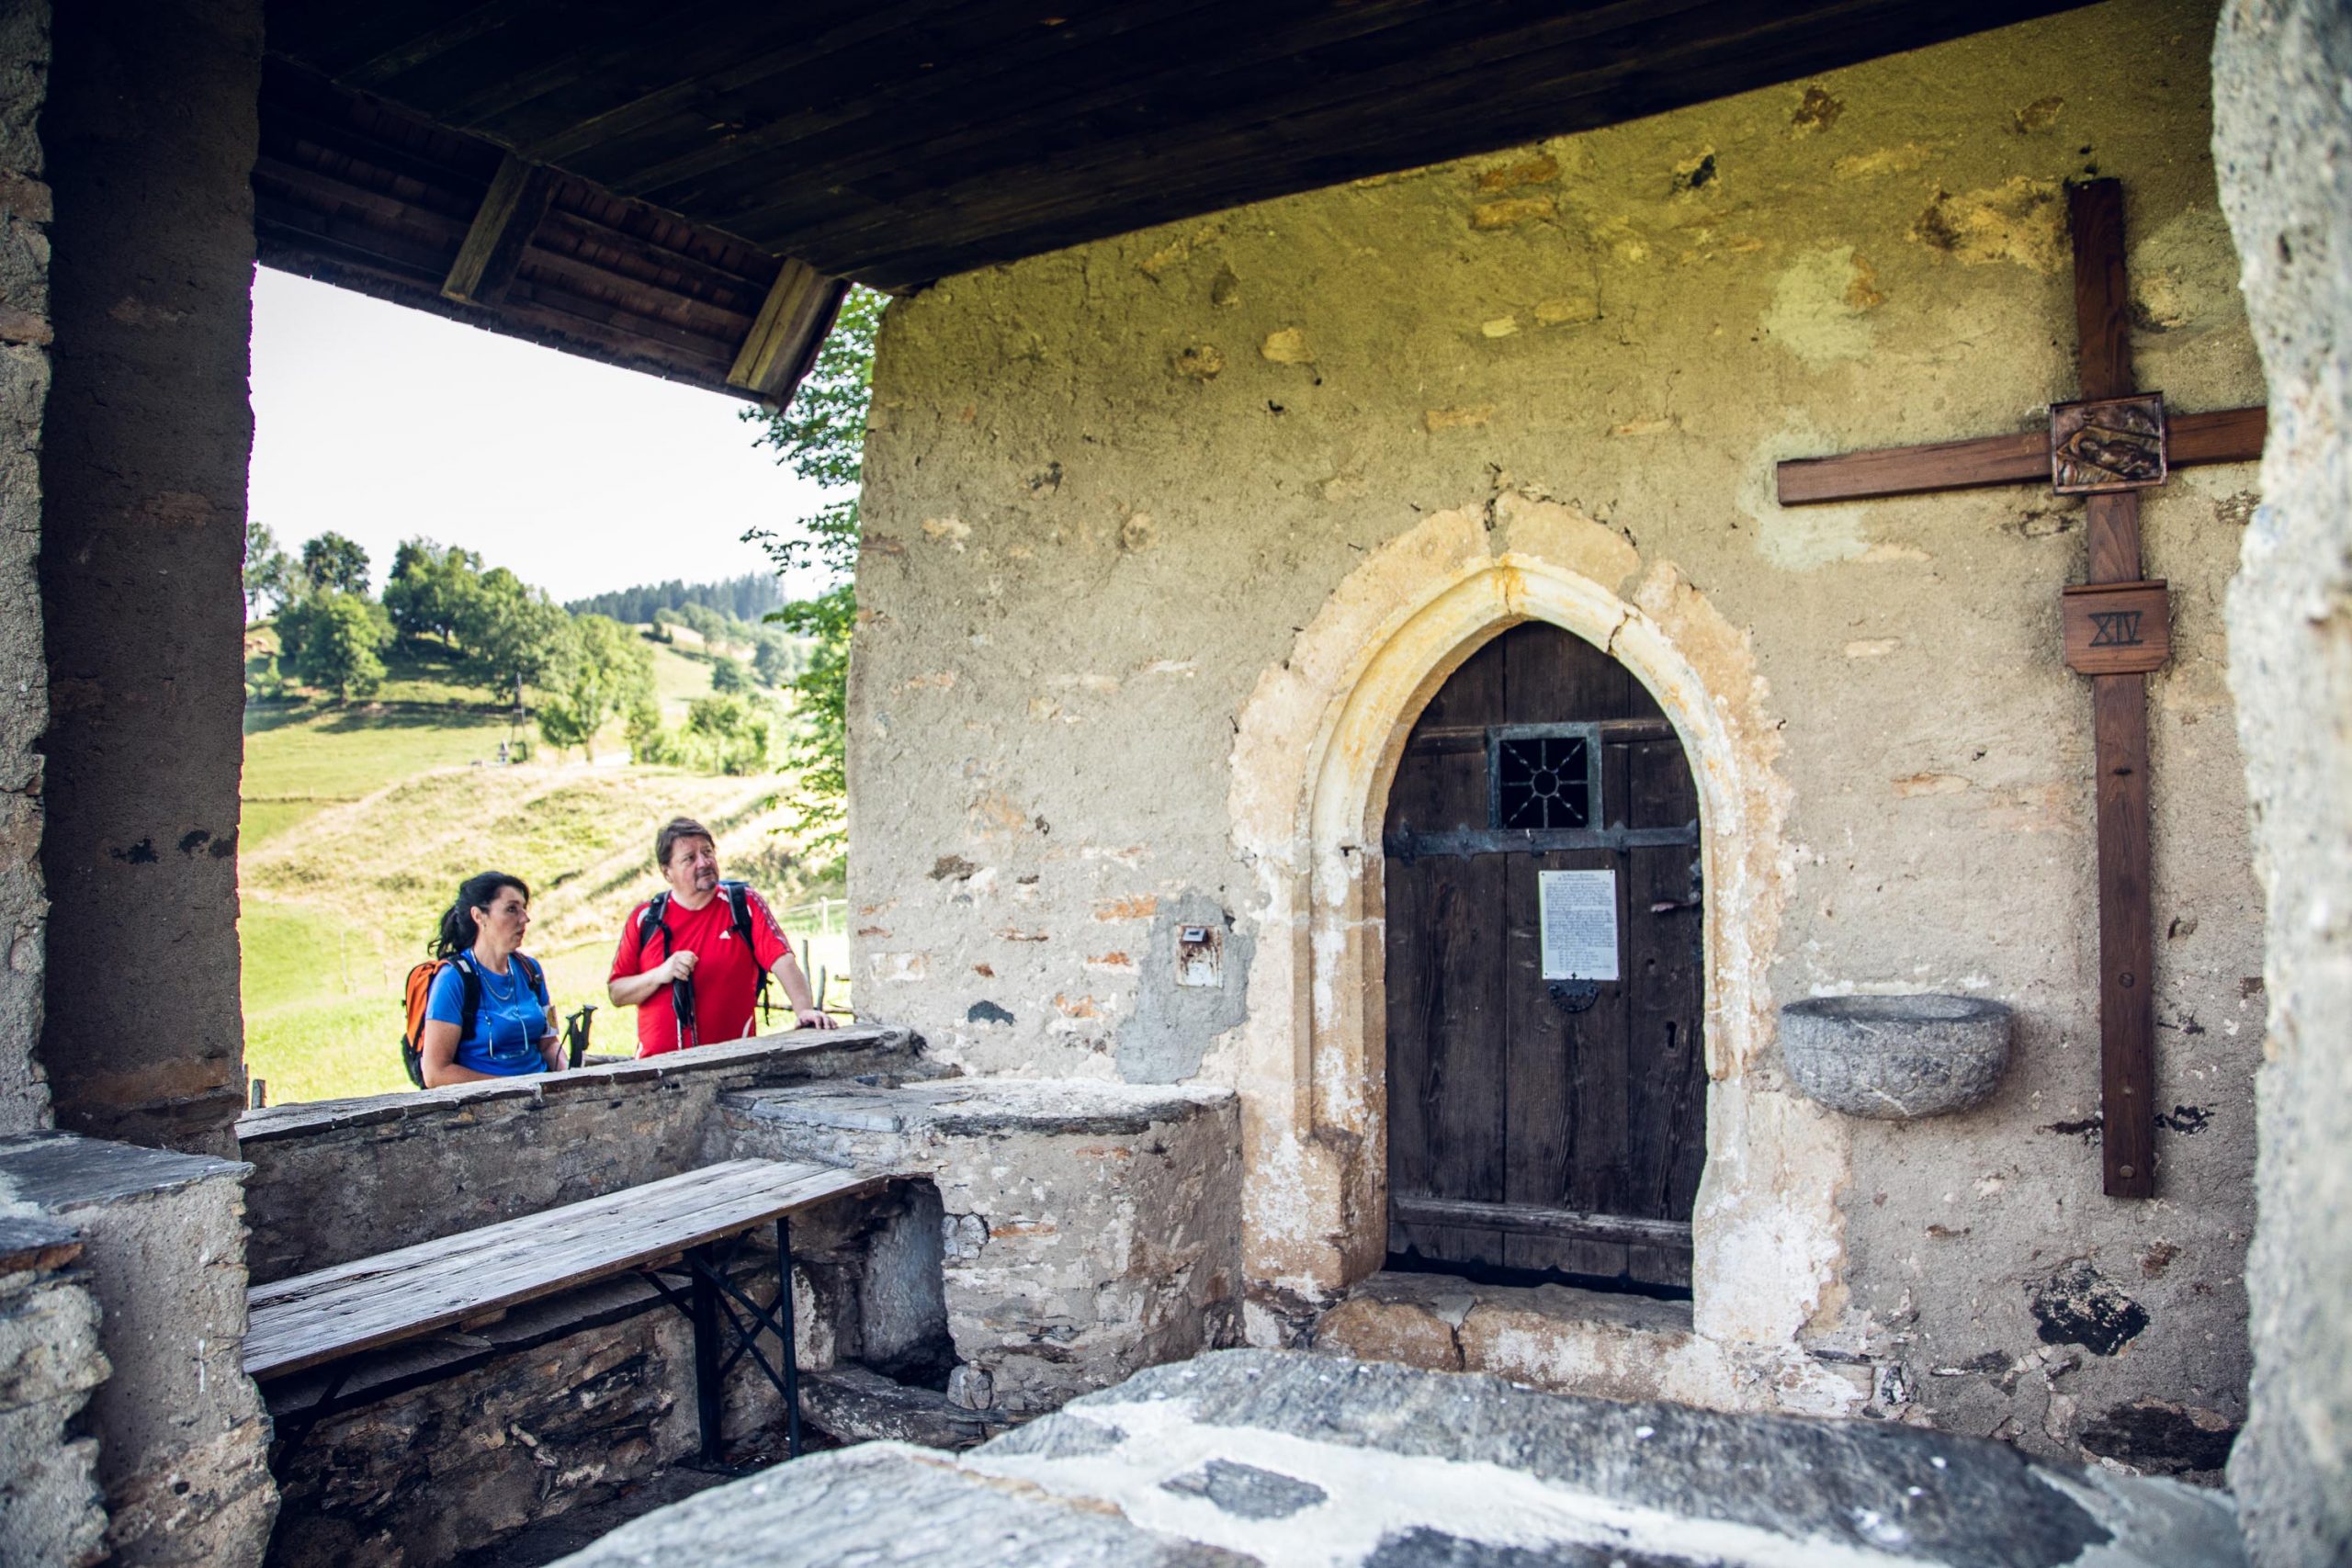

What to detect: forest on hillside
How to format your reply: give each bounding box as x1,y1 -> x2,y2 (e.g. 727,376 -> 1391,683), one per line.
243,525 -> 806,775
564,571 -> 785,626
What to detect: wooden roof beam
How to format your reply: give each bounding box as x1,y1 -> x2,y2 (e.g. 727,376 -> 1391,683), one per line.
727,257 -> 847,409
442,152 -> 553,307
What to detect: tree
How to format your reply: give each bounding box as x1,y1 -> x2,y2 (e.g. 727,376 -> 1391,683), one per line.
457,568 -> 569,706
710,656 -> 752,694
752,629 -> 799,687
681,693 -> 775,776
383,539 -> 483,647
743,284 -> 883,849
300,531 -> 371,595
243,519 -> 295,622
290,591 -> 392,702
537,615 -> 655,761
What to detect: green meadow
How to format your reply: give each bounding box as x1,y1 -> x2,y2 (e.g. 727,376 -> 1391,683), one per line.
241,634 -> 848,1105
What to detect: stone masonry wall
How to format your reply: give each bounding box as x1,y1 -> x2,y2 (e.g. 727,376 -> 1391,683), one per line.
849,0 -> 2267,1474
264,1258 -> 797,1568
0,0 -> 48,1137
35,0 -> 260,1155
2211,0 -> 2352,1561
718,1081 -> 1244,1416
238,1028 -> 930,1284
0,1133 -> 276,1568
0,1219 -> 107,1567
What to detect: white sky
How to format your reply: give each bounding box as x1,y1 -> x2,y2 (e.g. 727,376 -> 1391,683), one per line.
246,267 -> 833,604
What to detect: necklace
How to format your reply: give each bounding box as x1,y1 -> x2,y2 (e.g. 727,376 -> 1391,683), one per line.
473,951 -> 520,998
469,951 -> 530,1063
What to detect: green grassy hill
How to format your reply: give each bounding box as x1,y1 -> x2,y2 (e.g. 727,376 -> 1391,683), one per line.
242,634 -> 849,1104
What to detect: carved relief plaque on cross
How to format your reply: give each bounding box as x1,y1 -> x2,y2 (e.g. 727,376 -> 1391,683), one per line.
1774,179 -> 2267,1199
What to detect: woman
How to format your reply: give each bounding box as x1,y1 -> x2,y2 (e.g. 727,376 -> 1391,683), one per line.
417,871 -> 564,1087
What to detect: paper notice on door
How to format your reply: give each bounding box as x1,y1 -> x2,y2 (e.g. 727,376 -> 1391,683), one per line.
1538,869 -> 1619,981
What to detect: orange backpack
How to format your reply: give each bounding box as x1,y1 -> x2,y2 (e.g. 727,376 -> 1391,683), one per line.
401,953 -> 545,1088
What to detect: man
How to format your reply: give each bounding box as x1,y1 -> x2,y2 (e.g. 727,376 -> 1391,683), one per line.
607,817 -> 839,1055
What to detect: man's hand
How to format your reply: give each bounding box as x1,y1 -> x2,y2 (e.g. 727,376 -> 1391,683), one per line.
795,1007 -> 840,1031
608,946 -> 697,1009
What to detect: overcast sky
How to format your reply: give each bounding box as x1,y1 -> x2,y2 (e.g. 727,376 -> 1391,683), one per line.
246,267 -> 834,604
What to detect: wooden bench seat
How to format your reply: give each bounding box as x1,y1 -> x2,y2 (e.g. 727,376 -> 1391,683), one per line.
246,1157 -> 885,1459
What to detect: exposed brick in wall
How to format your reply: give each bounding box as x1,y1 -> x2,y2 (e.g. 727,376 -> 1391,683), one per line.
35,0 -> 261,1156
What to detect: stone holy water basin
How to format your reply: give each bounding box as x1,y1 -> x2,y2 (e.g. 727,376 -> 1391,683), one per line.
1779,993 -> 2015,1120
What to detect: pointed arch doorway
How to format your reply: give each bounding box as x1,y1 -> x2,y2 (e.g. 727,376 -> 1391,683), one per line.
1383,621 -> 1705,1293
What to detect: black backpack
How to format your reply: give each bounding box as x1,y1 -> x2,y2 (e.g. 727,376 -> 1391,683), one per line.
637,881 -> 774,1041
401,951 -> 548,1089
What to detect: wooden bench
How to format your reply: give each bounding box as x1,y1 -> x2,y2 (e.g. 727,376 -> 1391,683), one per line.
246,1158 -> 884,1461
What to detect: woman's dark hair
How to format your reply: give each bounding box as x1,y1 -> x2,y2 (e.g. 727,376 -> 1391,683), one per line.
432,871 -> 531,959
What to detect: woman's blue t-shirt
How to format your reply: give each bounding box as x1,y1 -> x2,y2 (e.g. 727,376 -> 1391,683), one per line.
424,954 -> 551,1077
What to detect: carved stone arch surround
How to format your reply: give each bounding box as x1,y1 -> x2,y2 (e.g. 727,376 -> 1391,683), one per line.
1223,498 -> 1855,1408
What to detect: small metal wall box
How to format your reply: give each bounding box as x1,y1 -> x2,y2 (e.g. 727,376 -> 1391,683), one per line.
1176,925 -> 1223,987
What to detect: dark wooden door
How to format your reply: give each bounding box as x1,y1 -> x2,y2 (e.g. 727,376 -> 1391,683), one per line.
1384,623 -> 1705,1291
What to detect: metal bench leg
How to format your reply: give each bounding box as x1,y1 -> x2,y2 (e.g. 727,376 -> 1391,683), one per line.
779,1216 -> 802,1460
688,1242 -> 725,1462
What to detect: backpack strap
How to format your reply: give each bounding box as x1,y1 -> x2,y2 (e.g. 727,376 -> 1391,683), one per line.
515,953 -> 548,1008
637,893 -> 673,956
721,882 -> 775,1023
720,882 -> 757,947
449,953 -> 483,1045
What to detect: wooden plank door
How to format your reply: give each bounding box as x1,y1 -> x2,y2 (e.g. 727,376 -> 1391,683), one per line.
1384,624 -> 1705,1292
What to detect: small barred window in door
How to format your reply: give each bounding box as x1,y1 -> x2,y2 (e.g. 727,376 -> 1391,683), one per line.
1489,725 -> 1600,829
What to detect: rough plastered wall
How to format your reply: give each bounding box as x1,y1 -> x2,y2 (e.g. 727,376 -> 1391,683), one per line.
0,0 -> 48,1137
2211,0 -> 2352,1560
851,0 -> 2267,1475
34,0 -> 258,1155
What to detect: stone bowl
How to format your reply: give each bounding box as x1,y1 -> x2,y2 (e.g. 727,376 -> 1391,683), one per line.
1779,994 -> 2014,1121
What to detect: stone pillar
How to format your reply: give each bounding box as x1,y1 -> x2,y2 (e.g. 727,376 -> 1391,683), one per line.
35,0 -> 260,1155
2211,2 -> 2352,1562
0,1132 -> 277,1566
0,0 -> 50,1137
0,1216 -> 107,1565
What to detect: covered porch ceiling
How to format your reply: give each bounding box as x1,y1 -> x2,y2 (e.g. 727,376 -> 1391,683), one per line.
257,0 -> 2097,401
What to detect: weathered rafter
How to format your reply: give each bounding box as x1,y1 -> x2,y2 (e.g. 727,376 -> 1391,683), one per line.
727,259 -> 847,407
441,153 -> 553,307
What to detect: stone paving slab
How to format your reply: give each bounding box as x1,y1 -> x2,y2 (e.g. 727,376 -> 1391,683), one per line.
550,1444 -> 1251,1567
554,1349 -> 2244,1567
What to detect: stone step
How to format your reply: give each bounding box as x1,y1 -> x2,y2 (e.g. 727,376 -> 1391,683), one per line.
799,1363 -> 1010,1450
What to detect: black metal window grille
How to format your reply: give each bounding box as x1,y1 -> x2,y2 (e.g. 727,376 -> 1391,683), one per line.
1487,724 -> 1602,830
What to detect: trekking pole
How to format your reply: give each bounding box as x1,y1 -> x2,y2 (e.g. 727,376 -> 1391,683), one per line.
564,1004 -> 595,1069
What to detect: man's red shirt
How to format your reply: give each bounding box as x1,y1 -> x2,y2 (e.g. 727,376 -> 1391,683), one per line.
609,887 -> 793,1055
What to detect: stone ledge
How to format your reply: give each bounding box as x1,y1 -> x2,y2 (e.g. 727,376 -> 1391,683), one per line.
0,1213 -> 84,1272
0,1129 -> 251,1206
723,1077 -> 1236,1140
235,1026 -> 925,1145
1312,1269 -> 1748,1405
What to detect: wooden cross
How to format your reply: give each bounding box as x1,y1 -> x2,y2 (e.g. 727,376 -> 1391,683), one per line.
1774,179 -> 2266,1199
